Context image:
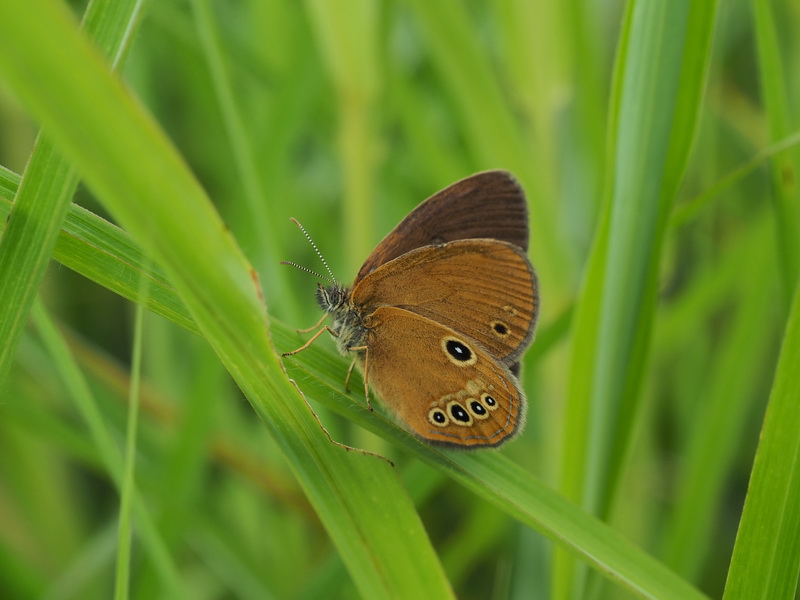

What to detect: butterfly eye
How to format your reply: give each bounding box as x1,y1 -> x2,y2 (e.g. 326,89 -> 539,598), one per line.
490,320 -> 511,338
428,407 -> 449,427
447,401 -> 474,426
481,393 -> 499,411
441,336 -> 478,366
467,398 -> 490,420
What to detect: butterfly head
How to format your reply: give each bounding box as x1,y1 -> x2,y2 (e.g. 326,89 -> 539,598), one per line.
315,282 -> 349,314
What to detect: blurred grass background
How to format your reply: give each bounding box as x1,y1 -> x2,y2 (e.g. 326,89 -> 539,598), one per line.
0,0 -> 798,599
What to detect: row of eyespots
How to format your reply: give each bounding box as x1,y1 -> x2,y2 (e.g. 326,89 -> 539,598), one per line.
427,393 -> 499,428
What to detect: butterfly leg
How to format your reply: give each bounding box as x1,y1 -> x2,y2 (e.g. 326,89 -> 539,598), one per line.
343,359 -> 358,393
295,312 -> 328,334
281,325 -> 337,357
286,378 -> 393,466
348,345 -> 372,411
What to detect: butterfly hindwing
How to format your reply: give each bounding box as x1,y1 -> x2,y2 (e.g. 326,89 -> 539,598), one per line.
362,307 -> 526,448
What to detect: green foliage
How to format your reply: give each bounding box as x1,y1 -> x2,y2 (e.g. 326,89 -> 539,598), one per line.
0,0 -> 798,598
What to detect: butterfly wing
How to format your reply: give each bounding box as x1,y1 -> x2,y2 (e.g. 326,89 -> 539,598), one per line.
352,239 -> 538,365
362,307 -> 526,448
355,171 -> 528,281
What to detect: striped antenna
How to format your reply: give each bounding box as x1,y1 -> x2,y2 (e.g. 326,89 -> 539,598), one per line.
282,218 -> 337,283
279,260 -> 333,283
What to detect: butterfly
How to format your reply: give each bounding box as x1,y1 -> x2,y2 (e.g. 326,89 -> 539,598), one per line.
284,171 -> 539,448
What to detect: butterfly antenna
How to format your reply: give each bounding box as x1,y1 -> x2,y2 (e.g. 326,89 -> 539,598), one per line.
280,261 -> 334,283
285,217 -> 337,283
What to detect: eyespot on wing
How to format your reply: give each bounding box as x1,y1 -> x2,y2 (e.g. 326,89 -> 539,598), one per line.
362,306 -> 526,448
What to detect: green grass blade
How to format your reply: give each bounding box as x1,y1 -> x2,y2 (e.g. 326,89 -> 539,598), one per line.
561,0 -> 719,520
659,218 -> 779,578
0,164 -> 19,198
688,2 -> 800,590
556,0 -> 719,595
722,286 -> 800,599
1,63 -> 705,600
0,139 -> 78,386
31,301 -> 187,598
0,3 -> 453,597
188,0 -> 295,319
0,0 -> 143,389
3,109 -> 704,600
0,189 -> 198,335
448,454 -> 708,600
114,282 -> 148,600
279,336 -> 706,600
304,0 -> 381,273
4,3 -> 790,598
671,129 -> 800,229
751,0 -> 800,299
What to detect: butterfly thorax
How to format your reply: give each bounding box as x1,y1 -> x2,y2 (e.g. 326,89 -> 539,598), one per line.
316,283 -> 368,355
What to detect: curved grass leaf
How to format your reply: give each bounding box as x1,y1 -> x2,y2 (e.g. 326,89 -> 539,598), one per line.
722,286 -> 800,599
3,159 -> 704,599
555,0 -> 719,596
0,3 -> 452,598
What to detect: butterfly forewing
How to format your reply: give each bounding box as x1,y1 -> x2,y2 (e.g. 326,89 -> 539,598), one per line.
363,307 -> 526,448
352,239 -> 538,365
355,171 -> 528,281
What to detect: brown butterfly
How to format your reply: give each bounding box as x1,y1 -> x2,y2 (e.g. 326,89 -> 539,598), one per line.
284,171 -> 539,448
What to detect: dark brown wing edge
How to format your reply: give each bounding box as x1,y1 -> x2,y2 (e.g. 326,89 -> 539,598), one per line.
355,170 -> 529,282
